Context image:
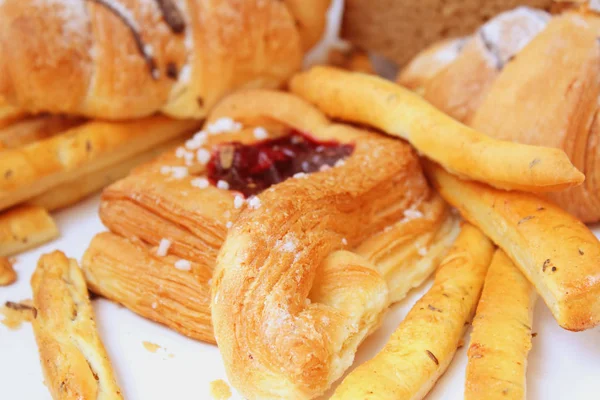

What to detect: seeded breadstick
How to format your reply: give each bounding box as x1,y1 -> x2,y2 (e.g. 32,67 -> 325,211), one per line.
465,249 -> 537,400
31,251 -> 123,400
0,205 -> 59,257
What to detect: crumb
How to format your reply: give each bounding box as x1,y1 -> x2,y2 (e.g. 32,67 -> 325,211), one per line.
168,353 -> 175,359
210,379 -> 232,400
0,257 -> 17,286
143,341 -> 162,353
1,300 -> 35,330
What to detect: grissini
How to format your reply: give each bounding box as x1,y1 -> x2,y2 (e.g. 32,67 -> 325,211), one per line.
0,114 -> 85,150
31,251 -> 123,400
0,116 -> 201,211
290,66 -> 584,192
331,223 -> 494,400
426,162 -> 600,331
465,249 -> 536,400
0,205 -> 59,257
0,0 -> 329,120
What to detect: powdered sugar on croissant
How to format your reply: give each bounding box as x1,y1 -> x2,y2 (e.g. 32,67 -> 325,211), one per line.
0,0 -> 328,119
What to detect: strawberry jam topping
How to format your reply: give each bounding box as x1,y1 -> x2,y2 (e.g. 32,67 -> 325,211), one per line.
206,131 -> 354,197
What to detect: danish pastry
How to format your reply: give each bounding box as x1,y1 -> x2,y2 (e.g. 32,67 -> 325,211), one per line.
400,7 -> 600,222
290,66 -> 584,193
0,0 -> 329,119
83,87 -> 458,379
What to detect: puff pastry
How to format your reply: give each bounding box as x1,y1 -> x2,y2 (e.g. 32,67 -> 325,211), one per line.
427,162 -> 600,331
290,66 -> 584,193
31,251 -> 123,400
465,249 -> 537,400
0,0 -> 329,119
332,223 -> 493,400
84,90 -> 458,352
0,205 -> 59,257
205,91 -> 461,399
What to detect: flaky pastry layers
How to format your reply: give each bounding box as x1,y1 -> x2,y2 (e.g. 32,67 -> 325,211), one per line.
399,7 -> 600,222
83,90 -> 458,388
207,92 -> 457,400
0,0 -> 329,120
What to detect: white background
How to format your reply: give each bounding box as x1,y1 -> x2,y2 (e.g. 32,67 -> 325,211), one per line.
1,1 -> 600,398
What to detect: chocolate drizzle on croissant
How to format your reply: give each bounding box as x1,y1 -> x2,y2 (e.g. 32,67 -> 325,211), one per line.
87,0 -> 159,79
154,0 -> 186,34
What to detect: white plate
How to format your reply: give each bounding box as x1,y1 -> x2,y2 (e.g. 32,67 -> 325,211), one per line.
2,1 -> 600,398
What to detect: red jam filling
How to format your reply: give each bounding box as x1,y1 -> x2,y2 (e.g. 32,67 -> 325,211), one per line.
206,131 -> 354,197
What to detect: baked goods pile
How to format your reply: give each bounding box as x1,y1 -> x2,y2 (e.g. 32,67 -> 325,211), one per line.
2,1 -> 600,400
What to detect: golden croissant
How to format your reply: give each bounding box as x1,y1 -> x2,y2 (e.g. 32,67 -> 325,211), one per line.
0,0 -> 330,120
398,6 -> 600,222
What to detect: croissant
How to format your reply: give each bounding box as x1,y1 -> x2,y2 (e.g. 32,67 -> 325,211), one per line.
0,0 -> 329,120
398,7 -> 600,222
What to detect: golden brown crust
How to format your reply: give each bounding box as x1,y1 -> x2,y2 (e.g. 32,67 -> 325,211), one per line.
426,162 -> 600,331
331,224 -> 494,400
83,232 -> 214,343
0,256 -> 16,286
0,116 -> 200,211
0,205 -> 59,257
0,115 -> 85,150
290,66 -> 584,192
465,249 -> 536,400
28,135 -> 183,212
31,251 -> 123,400
0,0 -> 327,119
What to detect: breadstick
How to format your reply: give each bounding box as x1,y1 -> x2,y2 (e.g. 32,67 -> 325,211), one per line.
28,136 -> 182,211
0,205 -> 59,257
82,232 -> 215,344
332,223 -> 494,400
0,256 -> 16,286
465,249 -> 537,400
0,114 -> 84,150
0,116 -> 201,211
426,162 -> 600,331
290,66 -> 584,192
31,251 -> 123,400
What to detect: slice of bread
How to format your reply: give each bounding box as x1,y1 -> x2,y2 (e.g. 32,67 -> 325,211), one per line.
342,0 -> 554,65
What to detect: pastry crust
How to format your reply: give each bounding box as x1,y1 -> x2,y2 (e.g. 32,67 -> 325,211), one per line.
0,205 -> 59,257
290,66 -> 584,192
0,0 -> 327,120
465,249 -> 537,400
0,114 -> 85,150
0,116 -> 201,211
83,232 -> 214,343
208,91 -> 459,399
88,90 -> 457,351
331,224 -> 494,400
31,251 -> 123,400
427,162 -> 600,331
0,256 -> 16,286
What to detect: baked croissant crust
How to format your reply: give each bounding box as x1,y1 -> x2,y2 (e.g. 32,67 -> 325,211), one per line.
0,0 -> 329,120
399,7 -> 600,222
83,88 -> 459,380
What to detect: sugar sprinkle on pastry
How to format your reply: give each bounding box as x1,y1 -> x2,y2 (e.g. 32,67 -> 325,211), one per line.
174,259 -> 192,271
234,195 -> 245,209
217,180 -> 230,190
191,177 -> 209,189
156,238 -> 171,257
207,118 -> 242,134
253,127 -> 268,140
247,196 -> 261,210
197,148 -> 211,164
